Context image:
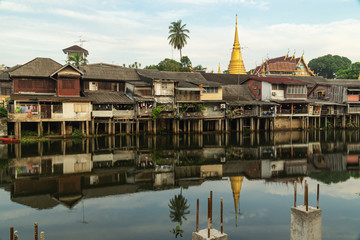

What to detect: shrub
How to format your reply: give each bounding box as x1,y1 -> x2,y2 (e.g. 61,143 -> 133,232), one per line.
0,107 -> 7,117
72,129 -> 84,137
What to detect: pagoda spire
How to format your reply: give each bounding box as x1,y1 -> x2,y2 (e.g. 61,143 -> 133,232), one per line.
218,63 -> 221,74
228,15 -> 246,74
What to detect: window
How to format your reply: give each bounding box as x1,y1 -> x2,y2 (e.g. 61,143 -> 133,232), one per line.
74,104 -> 88,112
89,82 -> 98,91
204,87 -> 218,93
53,104 -> 63,113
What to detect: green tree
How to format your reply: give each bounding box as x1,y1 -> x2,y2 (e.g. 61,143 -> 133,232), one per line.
128,61 -> 141,69
308,54 -> 351,79
180,56 -> 191,68
0,107 -> 7,118
193,65 -> 207,71
145,58 -> 190,72
68,53 -> 88,68
168,20 -> 190,59
336,62 -> 360,79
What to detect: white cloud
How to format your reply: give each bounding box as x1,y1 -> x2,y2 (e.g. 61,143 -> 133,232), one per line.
0,1 -> 35,13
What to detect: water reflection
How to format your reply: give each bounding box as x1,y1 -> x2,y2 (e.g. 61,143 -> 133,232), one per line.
1,130 -> 360,239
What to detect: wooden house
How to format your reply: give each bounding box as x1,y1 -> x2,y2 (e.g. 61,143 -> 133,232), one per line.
7,58 -> 92,138
80,63 -> 141,93
241,76 -> 312,130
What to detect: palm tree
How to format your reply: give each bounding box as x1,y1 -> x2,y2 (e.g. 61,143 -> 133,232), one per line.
168,20 -> 190,59
68,53 -> 88,68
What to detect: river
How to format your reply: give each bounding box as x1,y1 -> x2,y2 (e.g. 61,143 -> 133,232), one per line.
0,130 -> 360,239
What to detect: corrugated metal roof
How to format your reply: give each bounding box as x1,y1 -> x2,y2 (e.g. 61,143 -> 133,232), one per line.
80,63 -> 141,81
84,92 -> 134,104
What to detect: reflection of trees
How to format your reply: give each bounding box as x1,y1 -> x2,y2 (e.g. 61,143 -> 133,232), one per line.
168,189 -> 190,238
310,171 -> 360,184
169,191 -> 190,223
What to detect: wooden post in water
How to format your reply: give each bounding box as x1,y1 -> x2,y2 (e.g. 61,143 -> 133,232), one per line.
317,184 -> 320,209
34,222 -> 38,240
208,198 -> 210,238
210,191 -> 213,229
220,197 -> 223,234
294,181 -> 297,207
305,182 -> 308,211
10,226 -> 14,240
40,232 -> 44,240
196,198 -> 199,232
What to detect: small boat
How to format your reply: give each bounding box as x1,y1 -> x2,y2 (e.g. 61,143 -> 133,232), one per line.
1,138 -> 20,143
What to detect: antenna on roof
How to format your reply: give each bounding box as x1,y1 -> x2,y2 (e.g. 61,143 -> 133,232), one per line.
76,36 -> 88,47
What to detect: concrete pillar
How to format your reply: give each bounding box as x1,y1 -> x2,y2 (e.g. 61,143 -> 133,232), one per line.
250,118 -> 255,131
126,122 -> 131,134
199,119 -> 203,133
240,118 -> 243,132
148,120 -> 152,134
136,119 -> 140,134
153,120 -> 157,134
264,119 -> 268,131
86,121 -> 89,137
318,117 -> 321,129
218,119 -> 222,132
38,122 -> 42,137
108,119 -> 112,135
82,121 -> 85,135
290,206 -> 322,240
256,118 -> 260,132
62,121 -> 66,137
325,116 -> 328,128
192,229 -> 228,240
342,115 -> 346,128
113,120 -> 116,135
14,122 -> 19,139
91,119 -> 95,135
225,119 -> 229,132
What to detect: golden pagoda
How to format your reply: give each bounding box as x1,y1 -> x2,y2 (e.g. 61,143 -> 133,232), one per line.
218,63 -> 221,74
230,176 -> 244,226
228,15 -> 246,74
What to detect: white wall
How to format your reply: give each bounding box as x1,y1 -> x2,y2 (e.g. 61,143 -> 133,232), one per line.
262,82 -> 272,101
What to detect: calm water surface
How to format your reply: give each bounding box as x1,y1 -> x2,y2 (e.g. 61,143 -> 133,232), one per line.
1,130 -> 360,240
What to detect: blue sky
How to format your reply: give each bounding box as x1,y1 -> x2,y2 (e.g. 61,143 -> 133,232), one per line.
1,0 -> 359,72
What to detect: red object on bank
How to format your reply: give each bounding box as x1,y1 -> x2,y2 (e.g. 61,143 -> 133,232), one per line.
1,138 -> 20,143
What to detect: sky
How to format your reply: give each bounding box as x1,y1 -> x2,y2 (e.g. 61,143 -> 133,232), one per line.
1,0 -> 360,72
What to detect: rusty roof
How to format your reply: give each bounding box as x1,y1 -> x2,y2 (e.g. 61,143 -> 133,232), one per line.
80,63 -> 141,81
84,92 -> 134,104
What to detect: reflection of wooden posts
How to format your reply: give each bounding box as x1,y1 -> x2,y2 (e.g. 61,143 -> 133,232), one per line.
34,222 -> 38,240
208,198 -> 210,238
294,181 -> 297,207
196,198 -> 199,232
10,226 -> 14,240
220,197 -> 223,234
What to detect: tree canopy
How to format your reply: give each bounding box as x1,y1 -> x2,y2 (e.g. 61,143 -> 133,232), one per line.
336,62 -> 360,79
145,56 -> 205,72
67,53 -> 88,68
308,54 -> 351,79
168,20 -> 190,60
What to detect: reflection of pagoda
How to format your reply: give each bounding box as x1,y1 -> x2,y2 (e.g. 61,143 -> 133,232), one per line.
230,176 -> 244,226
